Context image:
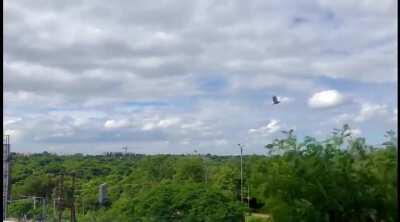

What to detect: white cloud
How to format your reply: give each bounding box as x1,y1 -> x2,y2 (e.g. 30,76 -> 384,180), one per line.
215,139 -> 228,146
394,108 -> 398,122
181,121 -> 205,130
5,91 -> 65,108
279,96 -> 293,104
248,119 -> 281,136
158,117 -> 181,128
311,46 -> 397,83
141,117 -> 182,131
230,74 -> 316,92
4,117 -> 22,126
349,128 -> 362,137
49,110 -> 106,127
308,90 -> 345,109
141,122 -> 157,131
317,0 -> 397,16
4,129 -> 22,142
334,113 -> 353,124
104,119 -> 130,129
355,103 -> 388,122
180,138 -> 191,145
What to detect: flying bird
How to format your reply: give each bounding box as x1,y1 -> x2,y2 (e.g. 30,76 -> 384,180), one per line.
272,96 -> 280,105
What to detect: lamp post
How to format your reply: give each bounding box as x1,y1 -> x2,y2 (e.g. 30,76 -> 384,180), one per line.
238,144 -> 244,203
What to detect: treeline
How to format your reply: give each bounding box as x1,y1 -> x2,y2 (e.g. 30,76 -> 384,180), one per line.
8,125 -> 398,221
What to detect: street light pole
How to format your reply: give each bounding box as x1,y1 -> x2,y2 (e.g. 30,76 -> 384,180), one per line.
238,144 -> 244,203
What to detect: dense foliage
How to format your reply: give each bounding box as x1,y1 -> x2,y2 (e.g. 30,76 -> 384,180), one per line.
8,126 -> 397,221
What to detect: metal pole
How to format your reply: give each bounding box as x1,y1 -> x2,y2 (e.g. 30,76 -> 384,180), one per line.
238,144 -> 244,203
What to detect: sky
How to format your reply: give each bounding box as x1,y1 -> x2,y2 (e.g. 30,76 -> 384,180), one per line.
4,0 -> 398,155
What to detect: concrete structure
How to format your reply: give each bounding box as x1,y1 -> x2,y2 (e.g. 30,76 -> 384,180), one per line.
3,135 -> 11,220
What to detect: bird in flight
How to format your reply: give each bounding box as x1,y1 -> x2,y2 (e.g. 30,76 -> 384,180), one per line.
272,96 -> 280,105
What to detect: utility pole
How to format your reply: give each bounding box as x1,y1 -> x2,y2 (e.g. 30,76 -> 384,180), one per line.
238,144 -> 244,203
70,173 -> 76,222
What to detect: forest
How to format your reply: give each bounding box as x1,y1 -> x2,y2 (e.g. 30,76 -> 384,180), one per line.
7,125 -> 398,222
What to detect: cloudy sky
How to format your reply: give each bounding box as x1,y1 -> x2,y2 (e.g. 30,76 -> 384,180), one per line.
4,0 -> 397,155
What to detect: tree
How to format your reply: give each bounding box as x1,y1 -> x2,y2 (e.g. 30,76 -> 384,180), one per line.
261,126 -> 397,222
175,157 -> 205,183
133,182 -> 246,221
